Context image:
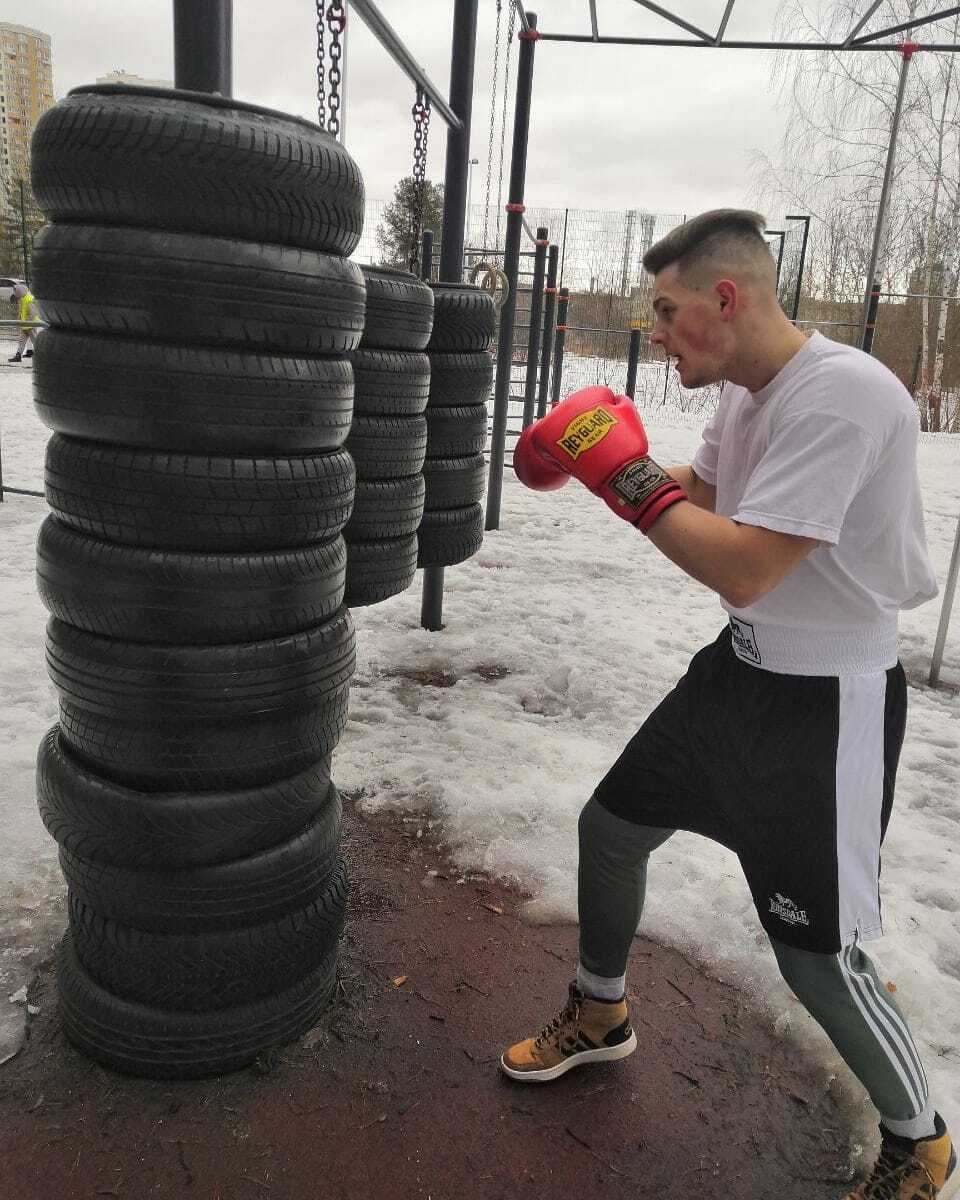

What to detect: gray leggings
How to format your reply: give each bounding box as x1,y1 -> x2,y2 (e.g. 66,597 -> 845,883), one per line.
578,795 -> 930,1123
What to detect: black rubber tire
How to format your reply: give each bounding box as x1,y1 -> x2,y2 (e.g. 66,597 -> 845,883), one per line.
45,435 -> 355,552
423,455 -> 486,511
37,726 -> 335,869
59,795 -> 342,933
33,328 -> 354,453
58,932 -> 337,1080
427,351 -> 494,408
345,476 -> 425,540
69,860 -> 346,1012
31,85 -> 364,254
417,504 -> 484,568
345,415 -> 428,480
425,405 -> 488,457
46,611 -> 355,721
38,518 -> 346,645
427,285 -> 496,352
358,265 -> 434,351
32,223 -> 366,354
58,700 -> 349,793
351,349 -> 430,416
344,535 -> 418,608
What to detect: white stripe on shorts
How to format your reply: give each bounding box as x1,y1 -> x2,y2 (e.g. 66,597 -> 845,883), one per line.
836,673 -> 887,944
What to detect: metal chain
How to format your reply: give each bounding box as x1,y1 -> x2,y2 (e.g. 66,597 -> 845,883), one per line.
495,1 -> 517,250
409,88 -> 431,272
326,1 -> 345,139
483,0 -> 503,249
315,0 -> 326,128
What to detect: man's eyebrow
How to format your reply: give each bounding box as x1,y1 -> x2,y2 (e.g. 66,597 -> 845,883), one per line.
652,296 -> 673,313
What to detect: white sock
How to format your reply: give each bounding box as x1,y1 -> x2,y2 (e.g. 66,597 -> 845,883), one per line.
576,964 -> 625,1002
881,1099 -> 938,1142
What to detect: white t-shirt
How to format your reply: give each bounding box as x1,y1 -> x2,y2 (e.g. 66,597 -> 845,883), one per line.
691,332 -> 937,675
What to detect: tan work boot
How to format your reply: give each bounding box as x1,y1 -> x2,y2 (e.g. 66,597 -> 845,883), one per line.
844,1114 -> 957,1199
500,980 -> 637,1083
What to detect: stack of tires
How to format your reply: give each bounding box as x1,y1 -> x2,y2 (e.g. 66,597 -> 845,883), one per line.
343,267 -> 433,605
28,84 -> 366,1078
419,285 -> 496,568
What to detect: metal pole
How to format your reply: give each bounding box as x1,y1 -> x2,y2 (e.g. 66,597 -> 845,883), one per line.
929,514 -> 959,687
860,44 -> 915,349
625,327 -> 642,399
536,244 -> 559,419
422,0 -> 478,633
421,229 -> 434,283
862,279 -> 881,355
18,179 -> 29,282
438,0 -> 478,281
550,286 -> 569,407
787,213 -> 811,321
173,0 -> 233,94
485,12 -> 538,529
521,227 -> 548,428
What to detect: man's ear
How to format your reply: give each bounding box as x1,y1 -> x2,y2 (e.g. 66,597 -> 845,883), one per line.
716,279 -> 738,318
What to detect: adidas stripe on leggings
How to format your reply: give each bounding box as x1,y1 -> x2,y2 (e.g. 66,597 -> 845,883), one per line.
577,796 -> 933,1133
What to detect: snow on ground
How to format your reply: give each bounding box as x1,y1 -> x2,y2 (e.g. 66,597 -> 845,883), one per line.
1,355 -> 958,1138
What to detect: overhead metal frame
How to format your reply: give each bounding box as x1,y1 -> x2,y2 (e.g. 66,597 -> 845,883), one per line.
515,0 -> 960,51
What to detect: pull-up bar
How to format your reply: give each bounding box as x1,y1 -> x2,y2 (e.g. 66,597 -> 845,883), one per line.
349,0 -> 462,129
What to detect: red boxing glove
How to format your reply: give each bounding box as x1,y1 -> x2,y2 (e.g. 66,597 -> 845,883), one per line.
516,385 -> 686,533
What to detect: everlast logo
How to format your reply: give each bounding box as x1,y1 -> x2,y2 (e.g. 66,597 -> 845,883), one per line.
556,406 -> 618,460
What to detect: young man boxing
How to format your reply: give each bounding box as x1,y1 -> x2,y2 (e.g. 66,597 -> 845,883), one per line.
504,209 -> 954,1200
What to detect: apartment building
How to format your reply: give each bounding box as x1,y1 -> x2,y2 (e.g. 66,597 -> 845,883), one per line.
0,22 -> 54,210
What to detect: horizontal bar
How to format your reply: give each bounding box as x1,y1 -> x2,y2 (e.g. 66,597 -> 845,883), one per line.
0,486 -> 44,497
348,0 -> 462,128
536,32 -> 960,49
0,320 -> 45,328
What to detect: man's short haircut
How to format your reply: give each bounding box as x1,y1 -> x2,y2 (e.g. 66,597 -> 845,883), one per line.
642,208 -> 775,289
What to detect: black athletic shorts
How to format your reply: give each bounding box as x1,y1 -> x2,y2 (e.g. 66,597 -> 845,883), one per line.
593,626 -> 907,954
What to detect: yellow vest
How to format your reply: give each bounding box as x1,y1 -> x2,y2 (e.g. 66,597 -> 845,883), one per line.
18,292 -> 35,322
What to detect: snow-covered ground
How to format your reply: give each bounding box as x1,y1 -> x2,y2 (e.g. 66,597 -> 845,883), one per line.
1,355 -> 958,1144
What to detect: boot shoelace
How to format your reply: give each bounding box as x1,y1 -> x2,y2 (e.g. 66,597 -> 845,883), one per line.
534,995 -> 580,1049
856,1142 -> 935,1199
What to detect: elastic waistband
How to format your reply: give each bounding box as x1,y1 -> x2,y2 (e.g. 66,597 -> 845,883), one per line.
726,615 -> 898,676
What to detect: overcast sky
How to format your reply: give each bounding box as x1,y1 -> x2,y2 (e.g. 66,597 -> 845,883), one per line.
18,0 -> 795,219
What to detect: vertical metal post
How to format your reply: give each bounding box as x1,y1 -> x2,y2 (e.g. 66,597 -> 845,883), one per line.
173,0 -> 233,95
521,227 -> 548,428
536,244 -> 559,419
18,179 -> 29,282
422,0 -> 479,632
550,286 -> 569,407
929,515 -> 959,687
625,328 -> 642,399
860,44 -> 915,350
787,213 -> 811,322
485,11 -> 538,530
438,0 -> 478,282
862,280 -> 881,356
421,229 -> 434,283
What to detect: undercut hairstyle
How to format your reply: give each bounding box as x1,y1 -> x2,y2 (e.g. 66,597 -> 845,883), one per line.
642,208 -> 776,291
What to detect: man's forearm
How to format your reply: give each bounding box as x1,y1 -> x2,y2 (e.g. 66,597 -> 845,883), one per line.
645,500 -> 817,609
666,465 -> 715,511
